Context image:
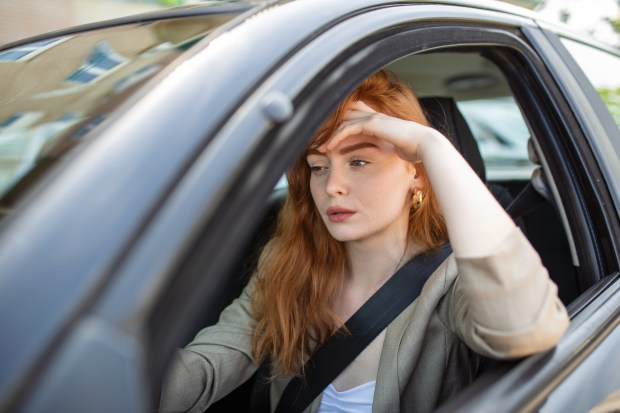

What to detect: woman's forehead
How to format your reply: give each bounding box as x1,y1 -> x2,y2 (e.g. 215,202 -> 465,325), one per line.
333,134 -> 382,151
307,134 -> 395,157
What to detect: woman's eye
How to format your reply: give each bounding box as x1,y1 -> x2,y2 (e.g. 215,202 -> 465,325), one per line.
310,165 -> 328,175
350,159 -> 369,167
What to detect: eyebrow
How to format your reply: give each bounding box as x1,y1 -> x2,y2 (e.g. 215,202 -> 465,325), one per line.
306,142 -> 379,158
338,142 -> 379,155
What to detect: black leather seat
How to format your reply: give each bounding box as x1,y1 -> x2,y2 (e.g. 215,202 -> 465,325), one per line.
418,96 -> 516,210
419,97 -> 487,181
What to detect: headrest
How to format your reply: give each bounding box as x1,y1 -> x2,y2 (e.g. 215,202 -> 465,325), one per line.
418,97 -> 486,182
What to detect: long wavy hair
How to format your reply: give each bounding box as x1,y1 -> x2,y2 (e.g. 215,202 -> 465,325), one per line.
251,70 -> 448,377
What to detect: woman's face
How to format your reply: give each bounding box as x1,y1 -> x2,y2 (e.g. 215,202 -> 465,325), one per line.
307,133 -> 419,246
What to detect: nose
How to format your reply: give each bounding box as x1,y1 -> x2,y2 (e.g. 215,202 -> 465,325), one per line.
325,165 -> 348,197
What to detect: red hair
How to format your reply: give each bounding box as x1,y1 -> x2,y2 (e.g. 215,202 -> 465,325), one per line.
251,70 -> 448,377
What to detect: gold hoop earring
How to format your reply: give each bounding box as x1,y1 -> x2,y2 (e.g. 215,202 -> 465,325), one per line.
413,190 -> 424,210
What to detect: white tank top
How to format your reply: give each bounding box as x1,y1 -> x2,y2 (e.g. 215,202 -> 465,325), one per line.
317,381 -> 376,413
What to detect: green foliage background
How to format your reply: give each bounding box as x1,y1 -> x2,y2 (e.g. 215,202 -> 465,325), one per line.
598,88 -> 620,128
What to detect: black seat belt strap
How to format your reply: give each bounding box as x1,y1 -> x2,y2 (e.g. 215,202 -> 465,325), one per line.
273,244 -> 452,413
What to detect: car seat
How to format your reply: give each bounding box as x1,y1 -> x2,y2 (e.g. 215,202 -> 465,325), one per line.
418,96 -> 576,304
418,96 -> 519,213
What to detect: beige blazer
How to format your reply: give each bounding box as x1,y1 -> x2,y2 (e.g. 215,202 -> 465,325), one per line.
160,228 -> 569,413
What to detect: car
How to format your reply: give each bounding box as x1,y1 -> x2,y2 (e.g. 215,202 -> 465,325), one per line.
1,1 -> 620,412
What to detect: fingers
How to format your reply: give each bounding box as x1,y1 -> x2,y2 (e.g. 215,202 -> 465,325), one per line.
340,102 -> 377,122
349,100 -> 376,113
322,118 -> 371,151
318,99 -> 447,164
324,101 -> 386,150
320,100 -> 421,158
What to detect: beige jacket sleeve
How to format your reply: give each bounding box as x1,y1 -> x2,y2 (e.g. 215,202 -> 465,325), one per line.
159,278 -> 259,413
448,227 -> 570,359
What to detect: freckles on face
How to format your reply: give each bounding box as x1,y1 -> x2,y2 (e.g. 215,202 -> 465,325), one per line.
306,135 -> 414,243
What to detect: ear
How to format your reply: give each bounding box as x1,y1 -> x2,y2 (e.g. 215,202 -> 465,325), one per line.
408,164 -> 424,193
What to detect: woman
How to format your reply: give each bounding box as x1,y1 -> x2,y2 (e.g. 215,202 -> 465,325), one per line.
160,71 -> 569,412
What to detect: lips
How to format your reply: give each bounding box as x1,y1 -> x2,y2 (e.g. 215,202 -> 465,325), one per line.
326,207 -> 355,222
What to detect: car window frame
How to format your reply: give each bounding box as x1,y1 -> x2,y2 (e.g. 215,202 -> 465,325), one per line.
522,25 -> 620,278
76,3 -> 619,411
279,21 -> 620,413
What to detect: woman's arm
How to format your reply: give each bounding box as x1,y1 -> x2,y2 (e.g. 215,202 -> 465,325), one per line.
414,127 -> 570,357
324,101 -> 513,256
449,228 -> 570,358
159,279 -> 259,412
326,101 -> 569,356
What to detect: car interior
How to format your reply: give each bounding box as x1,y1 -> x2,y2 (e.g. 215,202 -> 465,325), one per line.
183,49 -> 579,412
392,51 -> 577,305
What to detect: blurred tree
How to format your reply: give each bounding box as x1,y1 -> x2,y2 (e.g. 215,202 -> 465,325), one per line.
529,0 -> 547,8
502,0 -> 546,9
605,0 -> 620,40
559,8 -> 571,24
598,87 -> 620,128
609,16 -> 620,33
599,1 -> 620,128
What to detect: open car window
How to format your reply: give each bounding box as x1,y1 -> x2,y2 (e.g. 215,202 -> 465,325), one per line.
186,48 -> 583,413
147,13 -> 615,413
386,51 -> 579,306
387,53 -> 536,182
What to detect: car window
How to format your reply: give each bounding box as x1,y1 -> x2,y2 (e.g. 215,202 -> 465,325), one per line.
0,14 -> 236,221
147,14 -> 614,411
389,52 -> 536,183
457,96 -> 536,182
388,50 -> 580,304
275,175 -> 288,190
560,38 -> 620,129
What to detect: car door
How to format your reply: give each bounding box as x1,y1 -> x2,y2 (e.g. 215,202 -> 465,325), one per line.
141,3 -> 620,412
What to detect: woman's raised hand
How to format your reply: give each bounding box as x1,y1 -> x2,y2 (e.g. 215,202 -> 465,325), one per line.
322,101 -> 447,163
323,101 -> 516,256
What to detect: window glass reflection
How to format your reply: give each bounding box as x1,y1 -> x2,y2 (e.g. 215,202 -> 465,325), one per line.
0,14 -> 236,215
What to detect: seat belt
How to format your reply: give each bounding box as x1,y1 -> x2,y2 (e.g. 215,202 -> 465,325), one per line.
505,168 -> 550,218
250,188 -> 539,412
250,244 -> 452,413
